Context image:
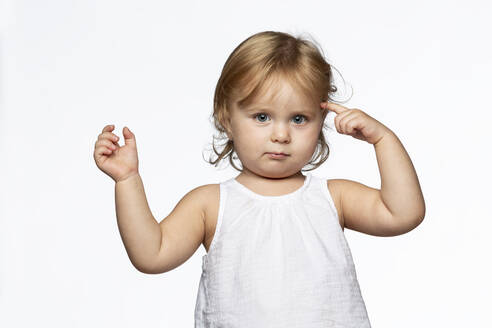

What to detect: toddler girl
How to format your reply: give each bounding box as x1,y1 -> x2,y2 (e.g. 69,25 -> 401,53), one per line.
93,30 -> 425,328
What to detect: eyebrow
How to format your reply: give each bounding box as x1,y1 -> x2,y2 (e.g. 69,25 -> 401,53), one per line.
243,105 -> 271,111
244,106 -> 316,115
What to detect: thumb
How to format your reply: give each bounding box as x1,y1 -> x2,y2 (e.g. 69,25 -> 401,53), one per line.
122,126 -> 137,147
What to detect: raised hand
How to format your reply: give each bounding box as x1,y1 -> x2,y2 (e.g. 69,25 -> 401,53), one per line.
93,125 -> 139,183
320,102 -> 391,145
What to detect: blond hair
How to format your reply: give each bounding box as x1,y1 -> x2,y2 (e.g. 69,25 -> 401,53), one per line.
205,30 -> 345,172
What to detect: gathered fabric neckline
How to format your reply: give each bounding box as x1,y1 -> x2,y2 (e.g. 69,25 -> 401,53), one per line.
230,173 -> 312,201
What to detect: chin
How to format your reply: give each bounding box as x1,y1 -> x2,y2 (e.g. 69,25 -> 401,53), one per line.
258,168 -> 300,179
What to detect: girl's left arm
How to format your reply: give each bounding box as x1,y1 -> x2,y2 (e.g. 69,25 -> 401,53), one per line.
373,129 -> 426,223
322,102 -> 426,235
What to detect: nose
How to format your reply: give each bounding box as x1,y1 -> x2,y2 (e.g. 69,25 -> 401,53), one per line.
270,122 -> 291,143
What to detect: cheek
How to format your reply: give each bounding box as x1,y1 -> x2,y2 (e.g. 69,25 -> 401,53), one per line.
297,127 -> 320,142
295,128 -> 320,153
233,120 -> 267,139
232,124 -> 262,151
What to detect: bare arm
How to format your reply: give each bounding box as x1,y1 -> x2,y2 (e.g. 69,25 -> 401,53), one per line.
321,102 -> 425,236
337,129 -> 426,236
115,173 -> 161,273
151,184 -> 210,274
375,130 -> 425,223
115,173 -> 208,274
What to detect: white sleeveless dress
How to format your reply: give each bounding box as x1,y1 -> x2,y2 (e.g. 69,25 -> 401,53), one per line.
194,173 -> 371,327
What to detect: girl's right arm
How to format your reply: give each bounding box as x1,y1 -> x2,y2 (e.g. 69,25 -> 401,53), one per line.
93,125 -> 206,274
115,173 -> 162,273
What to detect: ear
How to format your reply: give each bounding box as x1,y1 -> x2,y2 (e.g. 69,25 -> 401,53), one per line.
222,117 -> 233,140
220,103 -> 235,140
321,108 -> 328,122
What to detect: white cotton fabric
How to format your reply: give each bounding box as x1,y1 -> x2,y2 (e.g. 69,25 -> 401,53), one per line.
194,173 -> 372,328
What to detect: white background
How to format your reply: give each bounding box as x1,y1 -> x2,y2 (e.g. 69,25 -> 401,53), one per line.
1,0 -> 491,327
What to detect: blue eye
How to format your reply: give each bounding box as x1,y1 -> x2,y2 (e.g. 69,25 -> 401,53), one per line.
253,113 -> 308,124
292,115 -> 307,124
254,113 -> 270,122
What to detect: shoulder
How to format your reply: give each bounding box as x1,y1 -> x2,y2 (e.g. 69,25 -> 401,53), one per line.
324,178 -> 377,230
325,179 -> 346,229
191,184 -> 220,245
171,184 -> 219,221
187,183 -> 220,222
189,183 -> 220,195
325,178 -> 393,235
196,183 -> 220,200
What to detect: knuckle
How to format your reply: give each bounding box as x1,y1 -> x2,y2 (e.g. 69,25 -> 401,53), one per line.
101,132 -> 114,140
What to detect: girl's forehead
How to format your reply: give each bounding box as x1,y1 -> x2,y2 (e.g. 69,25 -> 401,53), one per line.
245,80 -> 317,109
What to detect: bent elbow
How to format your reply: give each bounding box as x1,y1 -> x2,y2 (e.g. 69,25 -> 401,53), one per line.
129,257 -> 160,275
410,214 -> 425,232
135,264 -> 161,275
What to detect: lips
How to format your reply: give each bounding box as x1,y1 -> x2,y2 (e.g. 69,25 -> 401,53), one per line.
266,152 -> 289,156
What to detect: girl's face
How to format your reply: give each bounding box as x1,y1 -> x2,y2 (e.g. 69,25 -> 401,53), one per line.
227,78 -> 326,179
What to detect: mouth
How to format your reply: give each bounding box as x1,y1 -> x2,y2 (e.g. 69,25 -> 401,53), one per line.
266,152 -> 290,158
266,152 -> 289,156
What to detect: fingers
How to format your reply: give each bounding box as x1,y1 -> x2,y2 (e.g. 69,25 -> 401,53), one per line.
98,131 -> 120,143
121,126 -> 136,147
95,138 -> 118,157
97,124 -> 120,144
336,110 -> 355,134
96,125 -> 134,153
339,115 -> 360,135
95,125 -> 120,155
320,102 -> 349,114
100,138 -> 118,150
320,102 -> 360,134
101,124 -> 115,133
95,145 -> 114,156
